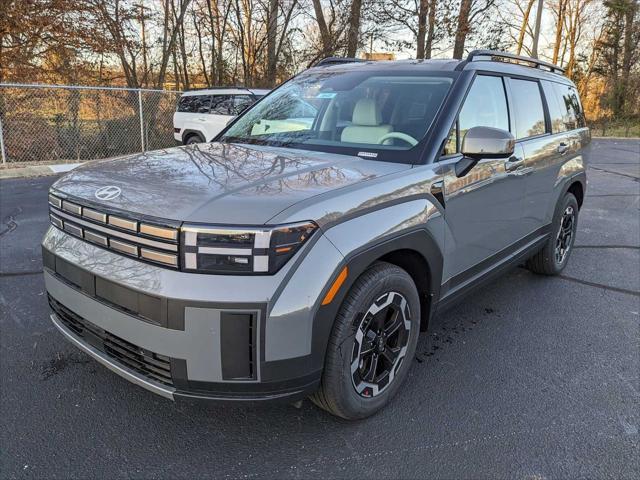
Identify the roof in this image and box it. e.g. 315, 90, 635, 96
181, 87, 270, 97
307, 51, 570, 84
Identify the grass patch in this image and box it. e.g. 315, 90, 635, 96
589, 119, 640, 138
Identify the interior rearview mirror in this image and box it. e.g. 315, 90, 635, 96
456, 126, 515, 177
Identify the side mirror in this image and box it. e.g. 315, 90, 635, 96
456, 126, 515, 177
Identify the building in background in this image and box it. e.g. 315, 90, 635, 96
362, 53, 395, 61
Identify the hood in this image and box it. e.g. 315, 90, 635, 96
52, 143, 410, 225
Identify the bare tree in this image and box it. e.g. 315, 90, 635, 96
551, 0, 568, 63
266, 0, 279, 84
515, 0, 536, 54
346, 0, 363, 57
312, 0, 335, 57
453, 0, 495, 59
417, 0, 429, 59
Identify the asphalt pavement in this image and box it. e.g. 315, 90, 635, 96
1, 138, 638, 479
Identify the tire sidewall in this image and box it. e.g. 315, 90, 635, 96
550, 192, 579, 272
330, 264, 420, 418
185, 134, 204, 145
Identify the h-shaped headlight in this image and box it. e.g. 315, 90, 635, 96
181, 222, 318, 274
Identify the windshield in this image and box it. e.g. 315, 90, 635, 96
220, 69, 455, 162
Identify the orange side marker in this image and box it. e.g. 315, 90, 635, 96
321, 266, 348, 306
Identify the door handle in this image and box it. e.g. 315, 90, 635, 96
557, 142, 569, 155
505, 156, 524, 172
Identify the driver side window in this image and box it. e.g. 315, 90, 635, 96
443, 75, 509, 155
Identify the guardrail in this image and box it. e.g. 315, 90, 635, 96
0, 83, 182, 164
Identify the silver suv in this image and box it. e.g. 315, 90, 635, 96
43, 51, 590, 419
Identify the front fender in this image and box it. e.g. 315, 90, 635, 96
265, 198, 444, 376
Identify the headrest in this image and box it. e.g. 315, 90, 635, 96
352, 98, 383, 126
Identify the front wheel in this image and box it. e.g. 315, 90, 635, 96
526, 192, 579, 275
311, 262, 420, 419
185, 134, 204, 145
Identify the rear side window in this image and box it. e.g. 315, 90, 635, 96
510, 79, 546, 139
542, 81, 566, 133
177, 95, 212, 113
553, 83, 586, 130
232, 95, 255, 115
444, 75, 509, 154
211, 95, 234, 115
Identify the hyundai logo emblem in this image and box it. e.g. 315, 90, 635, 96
95, 186, 121, 201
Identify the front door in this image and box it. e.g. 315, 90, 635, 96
438, 74, 528, 296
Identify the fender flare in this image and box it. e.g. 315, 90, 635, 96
181, 129, 206, 143
307, 228, 444, 374
549, 170, 586, 220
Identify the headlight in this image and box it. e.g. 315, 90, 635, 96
181, 221, 318, 274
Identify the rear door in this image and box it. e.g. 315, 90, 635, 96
521, 80, 586, 229
204, 95, 237, 140
440, 74, 528, 295
505, 77, 555, 235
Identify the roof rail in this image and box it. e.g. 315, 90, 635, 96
315, 57, 365, 67
465, 50, 565, 74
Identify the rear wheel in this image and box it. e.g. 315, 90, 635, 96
526, 192, 579, 275
311, 262, 420, 420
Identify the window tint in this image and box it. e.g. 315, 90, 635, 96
444, 75, 509, 154
211, 95, 234, 115
459, 76, 509, 139
510, 79, 546, 139
231, 95, 255, 115
542, 81, 566, 133
553, 83, 585, 130
177, 95, 212, 113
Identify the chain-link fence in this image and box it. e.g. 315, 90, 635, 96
0, 84, 182, 164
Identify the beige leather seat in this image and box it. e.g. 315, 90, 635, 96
341, 98, 392, 144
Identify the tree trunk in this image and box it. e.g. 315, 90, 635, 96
453, 0, 472, 59
552, 0, 566, 64
516, 0, 536, 55
155, 0, 193, 89
140, 2, 149, 86
194, 9, 210, 86
425, 0, 437, 59
565, 0, 580, 78
266, 0, 278, 86
416, 0, 429, 59
620, 0, 637, 116
346, 0, 363, 57
312, 0, 332, 56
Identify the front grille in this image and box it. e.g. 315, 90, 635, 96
49, 295, 174, 387
48, 193, 179, 269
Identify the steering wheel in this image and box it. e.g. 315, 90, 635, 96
377, 132, 419, 147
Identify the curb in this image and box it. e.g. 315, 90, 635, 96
0, 163, 83, 180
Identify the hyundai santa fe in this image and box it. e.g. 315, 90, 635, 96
43, 51, 590, 419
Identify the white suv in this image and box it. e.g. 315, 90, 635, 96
173, 88, 269, 144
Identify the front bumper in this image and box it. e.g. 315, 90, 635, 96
42, 226, 345, 403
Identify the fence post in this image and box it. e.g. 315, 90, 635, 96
138, 89, 145, 152
0, 113, 6, 164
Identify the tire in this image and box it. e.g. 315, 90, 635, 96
311, 262, 421, 420
526, 192, 579, 275
185, 134, 204, 145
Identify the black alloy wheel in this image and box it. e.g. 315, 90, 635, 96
555, 205, 576, 266
351, 291, 411, 398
